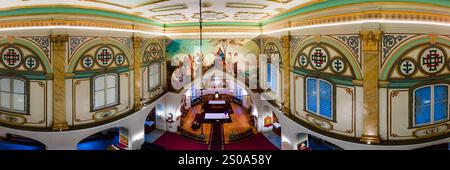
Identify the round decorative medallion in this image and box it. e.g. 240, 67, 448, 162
331, 58, 345, 73
419, 47, 446, 74
145, 43, 162, 61
82, 56, 94, 69
24, 57, 38, 70
96, 47, 114, 67
1, 47, 22, 68
309, 47, 328, 70
115, 54, 125, 65
399, 59, 416, 76
298, 54, 308, 67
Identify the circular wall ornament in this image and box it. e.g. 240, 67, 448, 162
24, 57, 38, 70
82, 56, 95, 69
399, 59, 416, 76
419, 47, 446, 74
96, 47, 114, 67
331, 58, 345, 73
115, 54, 125, 65
298, 54, 308, 67
309, 47, 328, 70
145, 43, 162, 61
1, 47, 22, 68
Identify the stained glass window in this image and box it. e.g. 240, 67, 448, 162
414, 84, 449, 126
306, 78, 333, 120
0, 77, 26, 114
93, 73, 118, 110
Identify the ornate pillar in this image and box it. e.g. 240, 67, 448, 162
51, 35, 69, 130
132, 37, 143, 110
359, 30, 381, 144
281, 35, 291, 114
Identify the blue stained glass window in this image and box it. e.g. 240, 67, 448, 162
414, 84, 449, 126
433, 85, 448, 122
414, 87, 431, 125
306, 78, 333, 120
319, 80, 332, 119
306, 78, 317, 113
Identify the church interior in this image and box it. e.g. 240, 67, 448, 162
0, 0, 449, 151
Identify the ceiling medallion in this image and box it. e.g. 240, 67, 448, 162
153, 13, 188, 22
192, 11, 228, 21
234, 12, 270, 21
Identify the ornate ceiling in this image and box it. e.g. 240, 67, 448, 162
2, 0, 317, 23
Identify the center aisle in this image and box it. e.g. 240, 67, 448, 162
208, 122, 224, 150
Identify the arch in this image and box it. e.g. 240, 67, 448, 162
176, 68, 260, 124
380, 36, 450, 80
0, 38, 52, 73
291, 36, 362, 80
263, 39, 283, 63
0, 133, 46, 150
76, 126, 127, 150
67, 38, 133, 73
141, 38, 165, 58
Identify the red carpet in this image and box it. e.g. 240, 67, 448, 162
153, 132, 208, 150
224, 133, 279, 150
153, 132, 278, 150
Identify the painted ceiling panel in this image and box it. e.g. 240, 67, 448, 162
3, 0, 316, 23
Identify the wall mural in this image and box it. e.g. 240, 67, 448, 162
0, 44, 47, 73
293, 42, 356, 79
166, 39, 259, 91
74, 44, 130, 72
387, 39, 449, 80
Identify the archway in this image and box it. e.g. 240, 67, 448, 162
77, 127, 129, 150
0, 134, 45, 150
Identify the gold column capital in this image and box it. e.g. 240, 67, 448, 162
281, 35, 290, 48
360, 30, 381, 51
132, 36, 143, 49
51, 34, 69, 50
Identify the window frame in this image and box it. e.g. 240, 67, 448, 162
303, 76, 336, 122
148, 61, 161, 92
411, 83, 449, 128
90, 72, 120, 112
0, 76, 29, 115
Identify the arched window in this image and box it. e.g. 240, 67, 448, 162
92, 73, 119, 111
267, 62, 277, 92
148, 62, 161, 91
306, 77, 333, 120
413, 84, 449, 127
0, 77, 27, 114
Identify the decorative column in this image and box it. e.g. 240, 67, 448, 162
132, 37, 143, 110
281, 35, 291, 114
51, 35, 69, 130
360, 30, 381, 144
